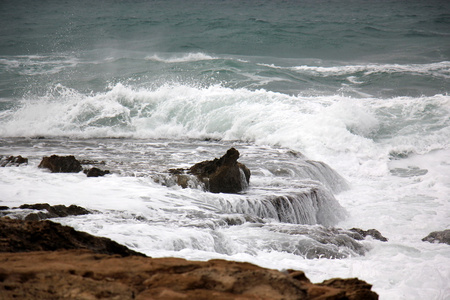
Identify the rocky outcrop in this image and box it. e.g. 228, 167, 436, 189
0, 155, 28, 167
38, 155, 83, 173
0, 217, 144, 256
0, 217, 378, 299
422, 229, 450, 245
188, 147, 251, 193
0, 250, 378, 300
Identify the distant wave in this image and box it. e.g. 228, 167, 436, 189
0, 55, 79, 75
145, 52, 218, 63
260, 61, 450, 78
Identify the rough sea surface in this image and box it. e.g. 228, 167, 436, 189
1, 1, 449, 299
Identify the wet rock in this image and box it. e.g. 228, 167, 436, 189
38, 155, 82, 173
84, 167, 110, 177
189, 147, 250, 193
422, 229, 450, 245
349, 228, 388, 242
0, 217, 144, 256
16, 203, 91, 220
0, 155, 28, 167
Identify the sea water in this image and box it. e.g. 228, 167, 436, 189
1, 1, 449, 299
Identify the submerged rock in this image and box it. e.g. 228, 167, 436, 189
349, 228, 388, 242
0, 155, 28, 167
422, 229, 450, 245
38, 155, 83, 173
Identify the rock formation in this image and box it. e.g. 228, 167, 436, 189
189, 147, 251, 193
38, 155, 83, 173
0, 217, 378, 299
422, 229, 450, 245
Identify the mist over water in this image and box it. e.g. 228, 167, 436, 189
1, 0, 449, 299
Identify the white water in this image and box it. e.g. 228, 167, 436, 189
0, 83, 449, 299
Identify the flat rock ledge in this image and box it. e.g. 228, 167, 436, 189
0, 217, 378, 300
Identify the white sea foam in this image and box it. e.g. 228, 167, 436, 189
145, 52, 217, 63
260, 61, 450, 78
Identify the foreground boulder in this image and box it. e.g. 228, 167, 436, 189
422, 229, 450, 245
0, 250, 378, 300
38, 155, 83, 173
0, 217, 378, 299
189, 147, 251, 193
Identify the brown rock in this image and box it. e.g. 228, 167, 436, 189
190, 148, 251, 193
0, 218, 378, 300
38, 155, 83, 173
0, 250, 378, 300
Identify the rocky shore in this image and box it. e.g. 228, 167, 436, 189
0, 217, 378, 299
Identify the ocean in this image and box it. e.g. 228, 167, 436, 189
1, 0, 449, 298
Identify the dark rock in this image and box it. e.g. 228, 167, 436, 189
84, 167, 110, 177
349, 228, 388, 242
0, 155, 28, 167
0, 217, 145, 256
189, 148, 250, 193
17, 203, 90, 220
38, 155, 82, 173
422, 229, 450, 245
0, 206, 9, 210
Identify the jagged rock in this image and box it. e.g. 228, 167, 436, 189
349, 228, 388, 242
38, 155, 82, 173
422, 229, 450, 245
17, 203, 91, 220
189, 147, 251, 193
0, 155, 28, 167
84, 167, 110, 177
0, 217, 144, 256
